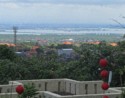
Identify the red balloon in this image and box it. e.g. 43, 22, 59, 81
16, 85, 24, 94
100, 70, 109, 78
99, 59, 108, 67
103, 95, 109, 98
101, 82, 109, 90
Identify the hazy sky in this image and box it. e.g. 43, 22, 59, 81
0, 0, 125, 24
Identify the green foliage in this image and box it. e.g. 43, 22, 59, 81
0, 33, 121, 43
0, 41, 125, 87
118, 41, 125, 51
0, 45, 16, 61
121, 88, 125, 98
0, 60, 18, 83
19, 85, 38, 98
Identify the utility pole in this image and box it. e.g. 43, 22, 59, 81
13, 26, 18, 51
10, 26, 18, 98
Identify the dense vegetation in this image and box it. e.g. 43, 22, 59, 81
0, 33, 122, 43
0, 41, 125, 87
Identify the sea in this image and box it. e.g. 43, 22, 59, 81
0, 24, 125, 35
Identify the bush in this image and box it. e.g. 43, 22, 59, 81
19, 84, 38, 98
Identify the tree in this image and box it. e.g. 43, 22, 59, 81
0, 45, 16, 61
0, 60, 18, 83
112, 41, 125, 86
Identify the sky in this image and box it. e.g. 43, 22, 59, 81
0, 0, 125, 25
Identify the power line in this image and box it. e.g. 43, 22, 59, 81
112, 19, 125, 28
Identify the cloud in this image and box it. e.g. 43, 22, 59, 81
0, 3, 125, 24
0, 0, 125, 5
0, 0, 125, 24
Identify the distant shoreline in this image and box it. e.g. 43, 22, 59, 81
0, 28, 125, 35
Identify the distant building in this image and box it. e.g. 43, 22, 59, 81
58, 48, 76, 60
86, 41, 118, 47
37, 39, 48, 46
109, 42, 118, 46
26, 45, 40, 57
61, 38, 74, 45
63, 41, 73, 45
15, 52, 26, 57
15, 45, 40, 57
0, 43, 16, 47
87, 41, 100, 45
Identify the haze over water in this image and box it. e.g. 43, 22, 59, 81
0, 24, 125, 35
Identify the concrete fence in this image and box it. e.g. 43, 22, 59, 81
0, 79, 122, 98
15, 79, 104, 95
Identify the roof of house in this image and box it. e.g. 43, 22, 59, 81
0, 43, 16, 47
109, 43, 118, 46
63, 41, 73, 45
